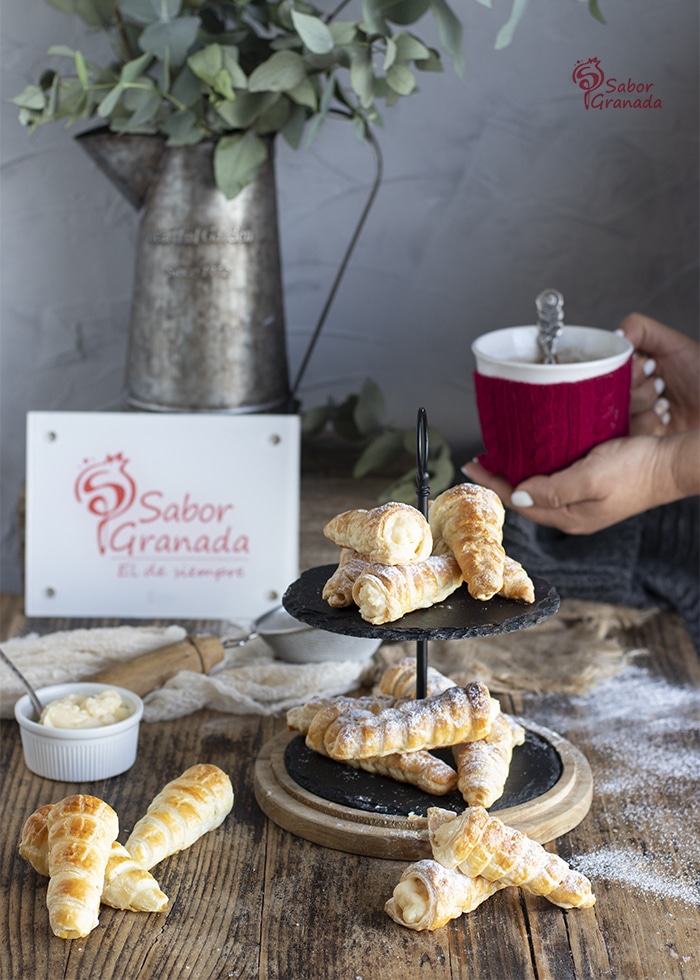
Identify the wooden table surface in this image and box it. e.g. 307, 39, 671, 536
1, 470, 699, 980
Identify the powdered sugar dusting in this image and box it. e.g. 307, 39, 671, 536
520, 662, 700, 907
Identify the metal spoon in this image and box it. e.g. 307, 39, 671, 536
536, 288, 565, 364
0, 645, 43, 720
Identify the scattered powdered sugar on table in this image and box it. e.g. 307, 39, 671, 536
520, 661, 700, 906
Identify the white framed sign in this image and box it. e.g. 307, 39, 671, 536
25, 412, 300, 620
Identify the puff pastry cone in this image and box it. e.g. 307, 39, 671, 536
429, 484, 506, 601
45, 795, 119, 939
346, 751, 458, 795
307, 682, 500, 761
287, 693, 396, 735
499, 556, 535, 604
19, 804, 169, 913
376, 656, 456, 699
385, 859, 507, 930
352, 554, 463, 625
288, 694, 457, 795
428, 806, 596, 909
322, 549, 370, 607
124, 764, 234, 871
452, 713, 526, 808
323, 502, 433, 565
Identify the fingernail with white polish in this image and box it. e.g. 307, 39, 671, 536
661, 412, 671, 426
643, 358, 657, 377
614, 328, 625, 337
653, 377, 665, 395
511, 490, 534, 508
654, 397, 670, 417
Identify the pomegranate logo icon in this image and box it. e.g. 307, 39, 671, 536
572, 57, 605, 109
75, 453, 137, 554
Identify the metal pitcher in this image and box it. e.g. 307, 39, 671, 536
77, 129, 290, 413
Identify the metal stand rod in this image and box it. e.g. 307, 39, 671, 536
415, 408, 430, 699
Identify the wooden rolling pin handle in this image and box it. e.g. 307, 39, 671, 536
87, 635, 225, 697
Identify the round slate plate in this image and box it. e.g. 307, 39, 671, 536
283, 565, 559, 641
254, 721, 594, 855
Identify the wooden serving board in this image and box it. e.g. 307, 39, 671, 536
254, 720, 593, 858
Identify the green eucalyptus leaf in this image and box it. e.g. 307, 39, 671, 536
214, 67, 236, 100
376, 469, 418, 504
494, 0, 529, 50
472, 0, 491, 6
361, 0, 390, 36
97, 82, 126, 117
386, 62, 415, 94
328, 21, 358, 46
394, 32, 430, 62
11, 86, 47, 110
121, 84, 161, 128
118, 0, 162, 24
332, 394, 364, 441
349, 45, 374, 108
255, 94, 291, 133
188, 42, 222, 82
213, 131, 268, 198
354, 378, 386, 434
215, 91, 279, 128
74, 51, 89, 87
430, 0, 463, 75
352, 430, 405, 478
121, 50, 155, 82
291, 10, 335, 55
248, 50, 307, 92
221, 46, 248, 88
380, 0, 430, 26
281, 101, 307, 148
163, 106, 203, 142
414, 47, 443, 72
287, 75, 318, 111
171, 63, 202, 104
301, 403, 333, 435
383, 37, 397, 71
588, 0, 606, 24
429, 442, 455, 493
47, 45, 78, 58
139, 17, 200, 65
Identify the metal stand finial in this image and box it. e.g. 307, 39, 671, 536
415, 407, 430, 699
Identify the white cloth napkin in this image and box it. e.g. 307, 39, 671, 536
0, 626, 369, 721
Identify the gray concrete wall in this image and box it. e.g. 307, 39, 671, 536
1, 1, 698, 592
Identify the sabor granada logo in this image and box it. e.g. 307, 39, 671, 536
74, 452, 249, 560
572, 58, 662, 111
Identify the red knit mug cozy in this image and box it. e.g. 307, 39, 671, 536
474, 358, 632, 486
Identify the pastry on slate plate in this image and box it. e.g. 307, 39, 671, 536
287, 694, 458, 796
385, 859, 507, 931
321, 548, 369, 608
375, 655, 456, 699
452, 712, 526, 808
429, 483, 507, 601
45, 795, 119, 940
19, 804, 169, 913
125, 763, 234, 870
323, 502, 433, 566
306, 683, 500, 762
351, 554, 463, 625
428, 806, 595, 909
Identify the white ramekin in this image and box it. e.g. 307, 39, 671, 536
472, 325, 633, 383
14, 682, 143, 781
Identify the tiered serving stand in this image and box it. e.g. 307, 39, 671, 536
254, 410, 593, 858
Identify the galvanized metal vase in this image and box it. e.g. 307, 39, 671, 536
77, 129, 290, 414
